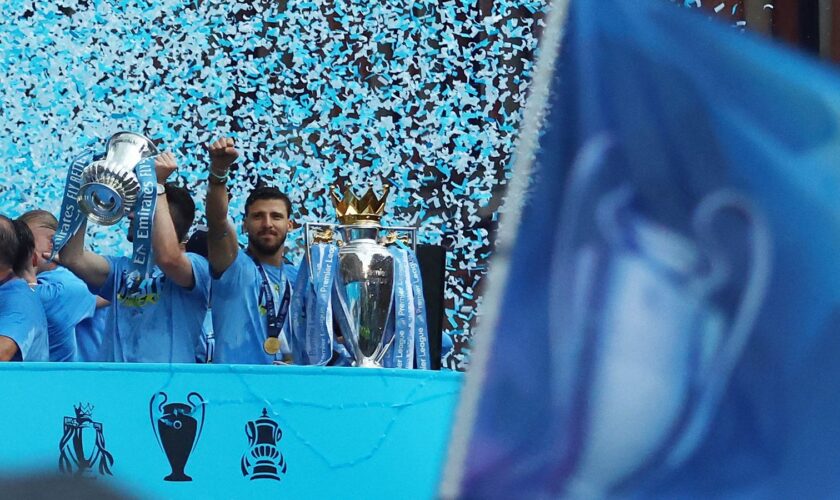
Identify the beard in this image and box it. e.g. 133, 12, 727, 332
248, 231, 285, 256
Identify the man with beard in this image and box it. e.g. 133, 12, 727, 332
57, 153, 211, 363
205, 137, 298, 364
0, 215, 48, 361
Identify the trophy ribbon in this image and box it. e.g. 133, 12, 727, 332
289, 244, 335, 365
406, 250, 431, 369
289, 251, 310, 361
386, 246, 414, 368
130, 156, 159, 276
312, 244, 337, 365
51, 148, 97, 260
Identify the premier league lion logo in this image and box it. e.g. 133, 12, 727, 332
58, 403, 115, 477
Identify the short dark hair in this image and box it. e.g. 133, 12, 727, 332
12, 218, 34, 275
244, 186, 292, 217
165, 183, 196, 243
0, 215, 18, 270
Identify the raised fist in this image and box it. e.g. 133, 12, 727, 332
207, 137, 239, 173
154, 152, 177, 183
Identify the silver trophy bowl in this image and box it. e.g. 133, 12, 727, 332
78, 131, 158, 226
336, 223, 395, 367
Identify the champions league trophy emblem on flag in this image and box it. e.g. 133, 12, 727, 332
290, 185, 431, 368
58, 403, 115, 477
241, 408, 287, 481
51, 131, 160, 275
548, 139, 772, 495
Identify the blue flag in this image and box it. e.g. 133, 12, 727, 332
444, 0, 840, 498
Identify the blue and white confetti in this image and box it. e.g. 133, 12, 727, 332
0, 0, 549, 370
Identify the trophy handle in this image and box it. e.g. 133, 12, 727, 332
665, 189, 772, 466
303, 222, 338, 279
245, 420, 257, 447
149, 391, 168, 452
187, 392, 206, 454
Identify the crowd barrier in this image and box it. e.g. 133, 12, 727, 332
0, 363, 462, 499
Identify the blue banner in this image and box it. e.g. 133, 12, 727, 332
382, 246, 431, 369
407, 251, 430, 369
130, 156, 158, 276
450, 0, 840, 498
51, 148, 96, 259
290, 244, 336, 365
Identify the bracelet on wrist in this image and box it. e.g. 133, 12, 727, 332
208, 174, 227, 186
209, 169, 229, 183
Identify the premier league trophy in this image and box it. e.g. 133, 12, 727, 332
77, 131, 158, 225
298, 185, 425, 368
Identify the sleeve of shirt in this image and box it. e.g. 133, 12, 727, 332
35, 278, 62, 304
90, 256, 120, 301
211, 250, 251, 299
0, 303, 36, 362
186, 253, 211, 301
62, 274, 98, 325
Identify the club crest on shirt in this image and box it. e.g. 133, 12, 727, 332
116, 269, 164, 307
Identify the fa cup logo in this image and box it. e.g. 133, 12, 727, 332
241, 408, 287, 481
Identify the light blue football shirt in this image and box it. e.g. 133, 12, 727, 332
211, 250, 298, 364
94, 253, 211, 363
75, 304, 109, 362
36, 266, 97, 362
0, 277, 49, 361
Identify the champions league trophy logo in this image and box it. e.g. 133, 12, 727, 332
241, 408, 287, 481
150, 392, 206, 482
550, 138, 772, 496
78, 132, 158, 226
58, 403, 115, 477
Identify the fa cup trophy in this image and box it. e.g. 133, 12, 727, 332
77, 131, 158, 225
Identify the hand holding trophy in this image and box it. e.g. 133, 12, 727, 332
52, 132, 160, 275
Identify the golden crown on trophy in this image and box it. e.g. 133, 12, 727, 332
331, 185, 390, 225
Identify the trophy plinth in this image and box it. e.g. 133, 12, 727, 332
78, 131, 157, 226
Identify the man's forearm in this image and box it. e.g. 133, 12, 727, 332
58, 220, 110, 289
153, 195, 194, 288
0, 336, 19, 361
206, 181, 230, 230
206, 175, 240, 275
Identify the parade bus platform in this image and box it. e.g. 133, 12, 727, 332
0, 363, 462, 499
